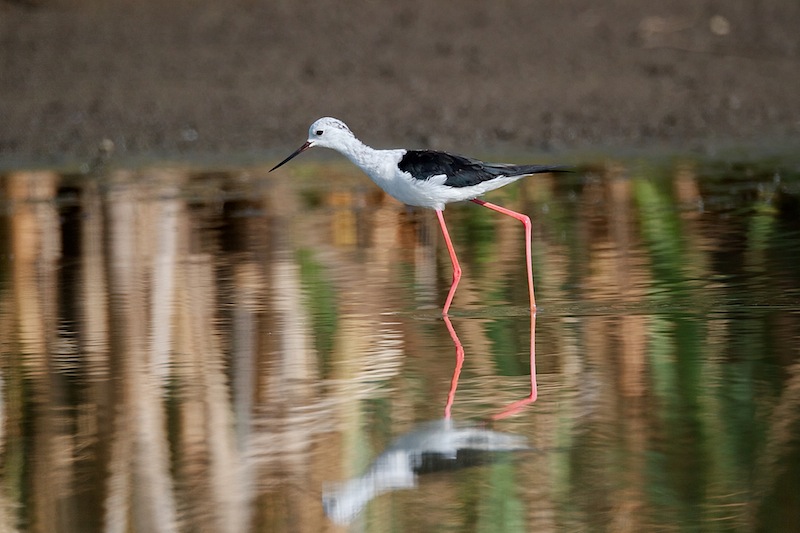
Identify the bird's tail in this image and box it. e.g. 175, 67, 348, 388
482, 163, 573, 178
511, 164, 573, 176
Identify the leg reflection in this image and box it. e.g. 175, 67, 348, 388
442, 311, 538, 420
443, 315, 465, 419
493, 310, 538, 420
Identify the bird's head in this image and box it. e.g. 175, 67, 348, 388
270, 117, 355, 172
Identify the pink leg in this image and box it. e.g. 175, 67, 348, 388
435, 209, 462, 316
437, 210, 464, 417
437, 201, 539, 419
469, 199, 538, 419
437, 210, 465, 417
470, 199, 536, 311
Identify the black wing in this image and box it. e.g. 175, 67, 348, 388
398, 150, 569, 188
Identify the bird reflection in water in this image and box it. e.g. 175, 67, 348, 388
322, 418, 531, 525
323, 309, 539, 524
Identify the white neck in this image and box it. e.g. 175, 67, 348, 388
334, 136, 375, 168
329, 137, 400, 184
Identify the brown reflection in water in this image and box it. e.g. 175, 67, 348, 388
557, 166, 649, 531
6, 171, 72, 532
0, 161, 798, 532
103, 172, 179, 532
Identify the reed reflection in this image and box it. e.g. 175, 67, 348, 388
0, 158, 798, 532
103, 174, 179, 533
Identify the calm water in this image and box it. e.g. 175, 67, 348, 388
1, 155, 799, 532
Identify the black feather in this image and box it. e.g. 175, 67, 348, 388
398, 150, 570, 188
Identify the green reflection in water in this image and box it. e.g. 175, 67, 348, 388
0, 156, 799, 532
297, 248, 338, 379
476, 459, 524, 533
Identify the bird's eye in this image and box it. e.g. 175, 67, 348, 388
315, 130, 323, 136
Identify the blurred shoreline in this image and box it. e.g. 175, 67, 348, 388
2, 0, 799, 167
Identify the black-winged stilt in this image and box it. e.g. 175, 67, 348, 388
270, 117, 569, 315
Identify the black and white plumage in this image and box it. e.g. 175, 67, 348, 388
270, 117, 569, 314
270, 117, 567, 211
398, 150, 565, 190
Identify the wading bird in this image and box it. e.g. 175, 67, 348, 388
270, 117, 568, 315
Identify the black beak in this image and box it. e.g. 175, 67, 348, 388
269, 141, 313, 172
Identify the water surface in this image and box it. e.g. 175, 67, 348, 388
1, 155, 799, 532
